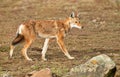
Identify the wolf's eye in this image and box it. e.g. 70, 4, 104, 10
75, 21, 77, 23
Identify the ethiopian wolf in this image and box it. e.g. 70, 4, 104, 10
9, 12, 83, 61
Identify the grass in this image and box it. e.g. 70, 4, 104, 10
0, 0, 120, 77
0, 46, 9, 52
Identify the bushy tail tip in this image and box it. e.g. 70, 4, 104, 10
12, 34, 24, 45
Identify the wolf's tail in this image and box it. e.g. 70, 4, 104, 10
11, 34, 24, 45
11, 24, 25, 45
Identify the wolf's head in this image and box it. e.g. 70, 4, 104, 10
69, 12, 83, 29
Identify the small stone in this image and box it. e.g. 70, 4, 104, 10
25, 68, 52, 77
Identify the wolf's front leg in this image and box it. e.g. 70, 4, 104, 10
41, 38, 50, 61
56, 32, 74, 59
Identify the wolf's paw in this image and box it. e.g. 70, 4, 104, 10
68, 56, 75, 59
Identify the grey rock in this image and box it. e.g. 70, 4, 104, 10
63, 54, 116, 77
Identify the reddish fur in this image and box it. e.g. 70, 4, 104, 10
10, 12, 82, 60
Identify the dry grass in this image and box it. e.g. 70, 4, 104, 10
0, 0, 120, 77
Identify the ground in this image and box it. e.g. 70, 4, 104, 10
0, 0, 120, 77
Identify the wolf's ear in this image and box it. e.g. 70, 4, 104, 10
77, 13, 80, 19
70, 12, 75, 18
